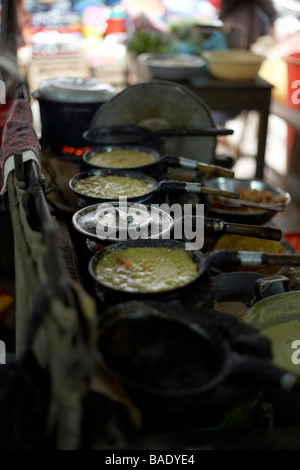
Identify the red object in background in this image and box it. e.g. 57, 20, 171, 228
285, 233, 300, 254
0, 99, 14, 147
62, 146, 91, 157
207, 0, 221, 10
104, 18, 127, 35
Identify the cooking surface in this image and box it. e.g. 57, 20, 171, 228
35, 150, 300, 448
5, 80, 300, 448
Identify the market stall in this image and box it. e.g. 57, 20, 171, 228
2, 0, 300, 452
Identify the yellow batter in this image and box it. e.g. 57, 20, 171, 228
74, 174, 152, 199
94, 246, 198, 293
88, 149, 156, 169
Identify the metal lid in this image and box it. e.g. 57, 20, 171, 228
36, 77, 117, 103
72, 202, 174, 242
95, 204, 153, 233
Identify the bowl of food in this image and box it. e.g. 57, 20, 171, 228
207, 177, 291, 225
137, 53, 205, 81
202, 49, 266, 81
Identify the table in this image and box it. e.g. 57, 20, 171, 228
126, 52, 274, 180
186, 75, 274, 179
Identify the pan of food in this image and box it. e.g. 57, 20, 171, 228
81, 145, 235, 179
96, 299, 300, 426
243, 290, 300, 374
88, 238, 300, 300
211, 271, 290, 318
69, 168, 240, 207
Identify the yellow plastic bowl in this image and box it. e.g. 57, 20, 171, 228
202, 49, 266, 81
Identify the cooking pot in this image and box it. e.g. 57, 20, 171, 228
69, 168, 240, 208
81, 144, 235, 180
33, 77, 116, 153
212, 272, 290, 317
243, 290, 300, 374
88, 238, 300, 301
96, 300, 300, 428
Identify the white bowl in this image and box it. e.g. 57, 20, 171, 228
137, 53, 205, 81
202, 49, 266, 81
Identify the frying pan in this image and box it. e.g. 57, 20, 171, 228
82, 145, 235, 179
69, 168, 240, 207
72, 201, 282, 244
82, 125, 234, 146
88, 238, 300, 300
97, 301, 300, 404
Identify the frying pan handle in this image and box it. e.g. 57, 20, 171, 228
162, 156, 235, 179
208, 250, 300, 269
254, 275, 291, 300
154, 180, 202, 195
189, 216, 282, 241
156, 128, 234, 137
155, 181, 240, 198
227, 351, 300, 394
214, 220, 282, 241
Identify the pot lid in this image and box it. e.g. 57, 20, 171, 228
36, 77, 117, 103
72, 202, 174, 242
95, 203, 153, 233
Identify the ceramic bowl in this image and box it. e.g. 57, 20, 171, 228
202, 49, 265, 81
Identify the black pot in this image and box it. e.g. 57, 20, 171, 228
82, 145, 235, 180
33, 93, 106, 152
96, 300, 300, 429
81, 144, 162, 179
212, 271, 290, 317
89, 238, 300, 302
69, 168, 241, 209
33, 77, 116, 154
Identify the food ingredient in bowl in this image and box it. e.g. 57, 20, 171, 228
74, 175, 152, 199
237, 188, 287, 204
88, 149, 156, 169
214, 296, 250, 317
93, 247, 198, 292
214, 234, 282, 253
211, 188, 288, 212
213, 234, 282, 275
